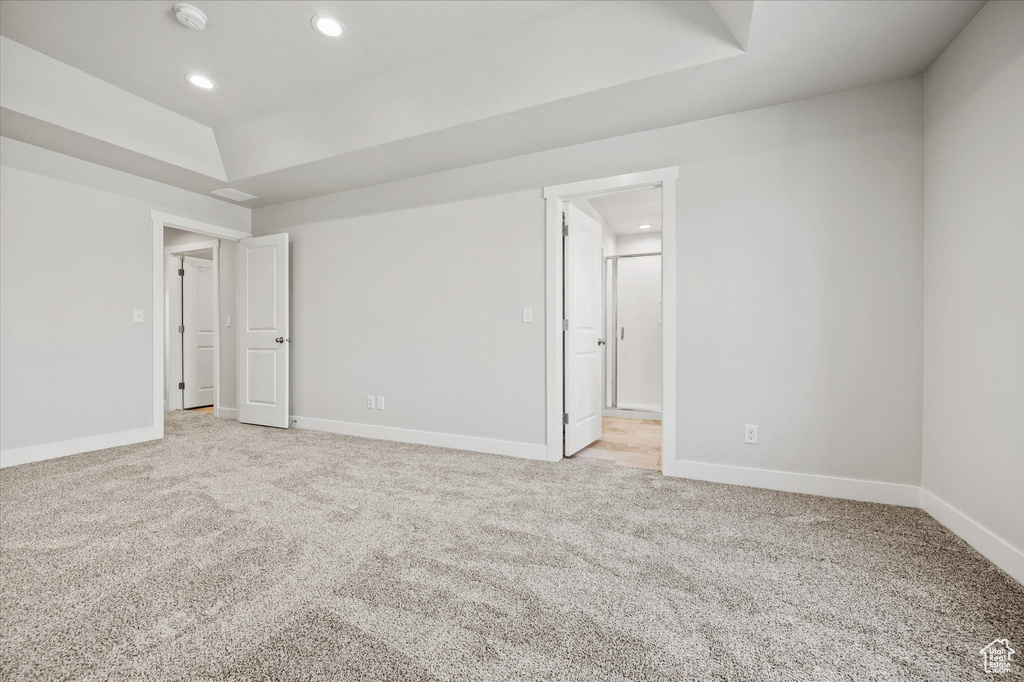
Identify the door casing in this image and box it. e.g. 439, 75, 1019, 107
151, 212, 251, 440
543, 168, 679, 471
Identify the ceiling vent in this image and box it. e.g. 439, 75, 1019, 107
210, 188, 257, 202
174, 4, 207, 30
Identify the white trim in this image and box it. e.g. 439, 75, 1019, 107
291, 416, 548, 461
217, 407, 238, 420
604, 409, 662, 420
544, 192, 562, 460
0, 427, 159, 468
543, 168, 677, 199
151, 211, 250, 241
544, 167, 679, 468
664, 459, 920, 507
919, 488, 1024, 584
153, 212, 247, 440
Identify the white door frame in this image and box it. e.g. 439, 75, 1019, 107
543, 167, 679, 471
164, 240, 219, 413
151, 211, 250, 439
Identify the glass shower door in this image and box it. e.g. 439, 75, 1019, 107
607, 254, 662, 412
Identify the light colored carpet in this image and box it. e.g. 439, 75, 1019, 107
1, 412, 1021, 681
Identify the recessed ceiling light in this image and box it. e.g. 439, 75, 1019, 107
638, 224, 653, 230
312, 14, 345, 38
185, 73, 216, 90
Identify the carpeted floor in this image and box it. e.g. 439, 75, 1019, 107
1, 412, 1021, 681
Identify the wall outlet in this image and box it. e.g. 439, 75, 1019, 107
745, 424, 758, 444
522, 306, 533, 323
367, 395, 375, 409
225, 315, 232, 327
376, 396, 384, 410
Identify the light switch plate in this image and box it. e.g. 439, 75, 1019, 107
226, 316, 232, 327
367, 395, 375, 409
133, 309, 144, 323
522, 307, 533, 323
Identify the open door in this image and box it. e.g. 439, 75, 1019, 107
238, 233, 289, 428
182, 255, 215, 409
564, 204, 603, 455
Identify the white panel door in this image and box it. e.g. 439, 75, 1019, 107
238, 233, 289, 428
183, 256, 215, 409
564, 204, 603, 456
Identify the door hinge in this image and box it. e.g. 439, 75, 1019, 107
178, 382, 185, 390
562, 211, 568, 237
562, 319, 568, 332
178, 325, 184, 333
178, 268, 185, 277
563, 413, 569, 425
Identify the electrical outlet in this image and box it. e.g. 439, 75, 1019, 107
522, 307, 533, 323
367, 395, 375, 409
376, 396, 384, 410
225, 315, 232, 327
745, 425, 758, 444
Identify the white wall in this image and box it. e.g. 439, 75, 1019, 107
255, 77, 925, 486
0, 138, 249, 457
616, 232, 662, 256
922, 0, 1024, 558
163, 226, 205, 249
274, 191, 545, 444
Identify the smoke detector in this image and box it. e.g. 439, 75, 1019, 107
174, 3, 207, 30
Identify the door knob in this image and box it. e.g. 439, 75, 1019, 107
275, 337, 290, 344
597, 338, 606, 346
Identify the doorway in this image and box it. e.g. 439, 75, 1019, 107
543, 167, 678, 473
164, 232, 219, 415
150, 212, 292, 441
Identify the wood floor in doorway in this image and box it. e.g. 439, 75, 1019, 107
187, 406, 214, 415
575, 417, 661, 470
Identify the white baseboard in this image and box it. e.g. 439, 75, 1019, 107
216, 407, 237, 420
664, 458, 919, 507
603, 408, 661, 420
290, 416, 548, 461
0, 427, 160, 469
919, 488, 1024, 584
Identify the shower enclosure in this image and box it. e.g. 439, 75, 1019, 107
605, 252, 662, 414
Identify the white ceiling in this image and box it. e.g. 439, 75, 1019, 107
589, 189, 663, 236
0, 1, 984, 208
0, 1, 568, 128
